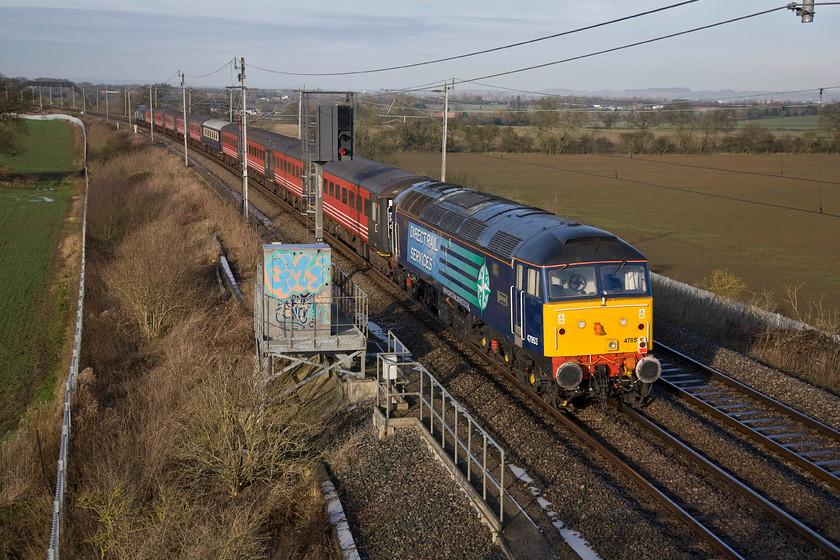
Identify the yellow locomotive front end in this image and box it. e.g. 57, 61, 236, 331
542, 261, 661, 397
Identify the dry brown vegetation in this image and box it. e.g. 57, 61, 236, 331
2, 120, 342, 559
654, 270, 840, 393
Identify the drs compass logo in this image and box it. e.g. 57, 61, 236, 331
407, 221, 490, 313
476, 262, 490, 311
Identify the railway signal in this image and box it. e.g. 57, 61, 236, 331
316, 104, 354, 162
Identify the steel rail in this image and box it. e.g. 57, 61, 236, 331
619, 403, 840, 559
654, 341, 840, 493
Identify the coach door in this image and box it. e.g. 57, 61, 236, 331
367, 196, 389, 254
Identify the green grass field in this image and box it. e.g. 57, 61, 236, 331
0, 119, 77, 434
394, 152, 840, 315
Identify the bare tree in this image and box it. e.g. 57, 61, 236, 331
697, 110, 734, 152
627, 109, 660, 130
598, 108, 618, 129
663, 100, 696, 128
533, 97, 559, 131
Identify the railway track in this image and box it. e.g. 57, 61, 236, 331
117, 114, 840, 559
654, 342, 840, 492
469, 339, 840, 559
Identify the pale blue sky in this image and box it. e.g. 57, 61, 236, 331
1, 0, 838, 98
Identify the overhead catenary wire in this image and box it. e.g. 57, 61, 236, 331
386, 3, 840, 94
454, 5, 790, 86
249, 1, 701, 78
186, 59, 236, 80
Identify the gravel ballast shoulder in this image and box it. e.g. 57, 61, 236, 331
324, 405, 508, 560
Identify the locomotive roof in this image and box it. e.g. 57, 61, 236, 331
325, 157, 430, 197
396, 181, 646, 266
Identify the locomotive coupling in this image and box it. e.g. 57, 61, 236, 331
635, 355, 662, 383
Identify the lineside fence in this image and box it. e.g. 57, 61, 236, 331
375, 331, 506, 537
19, 115, 89, 560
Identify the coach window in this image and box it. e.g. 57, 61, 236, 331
348, 191, 355, 209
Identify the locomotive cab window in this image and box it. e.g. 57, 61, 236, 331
548, 266, 598, 299
599, 263, 649, 296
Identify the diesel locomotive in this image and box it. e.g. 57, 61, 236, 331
136, 104, 661, 405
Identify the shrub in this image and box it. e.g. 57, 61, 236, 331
699, 269, 747, 301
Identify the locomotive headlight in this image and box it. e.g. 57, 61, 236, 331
608, 340, 618, 351
619, 317, 628, 327
578, 320, 586, 329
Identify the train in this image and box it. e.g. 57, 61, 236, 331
135, 104, 662, 406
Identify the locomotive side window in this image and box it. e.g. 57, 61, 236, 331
342, 187, 347, 205
357, 195, 363, 213
515, 264, 524, 291
527, 268, 541, 298
372, 202, 379, 221
348, 191, 355, 209
364, 198, 371, 218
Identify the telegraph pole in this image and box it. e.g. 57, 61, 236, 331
434, 81, 452, 182
180, 70, 189, 167
237, 57, 249, 218
150, 85, 154, 143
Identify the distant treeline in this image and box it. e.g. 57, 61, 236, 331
354, 98, 840, 161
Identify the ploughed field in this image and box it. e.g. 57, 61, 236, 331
395, 152, 840, 312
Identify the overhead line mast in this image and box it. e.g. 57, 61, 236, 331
239, 58, 248, 218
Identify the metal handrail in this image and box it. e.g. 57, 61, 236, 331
376, 331, 506, 524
